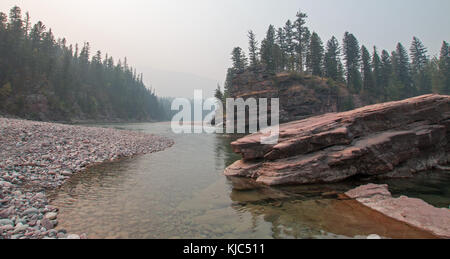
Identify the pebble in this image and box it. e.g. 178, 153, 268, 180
44, 212, 57, 220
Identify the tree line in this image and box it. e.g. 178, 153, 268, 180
0, 6, 170, 121
220, 11, 450, 104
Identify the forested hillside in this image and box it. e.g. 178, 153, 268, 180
0, 6, 169, 122
219, 11, 450, 105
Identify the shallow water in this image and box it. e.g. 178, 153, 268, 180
48, 122, 450, 239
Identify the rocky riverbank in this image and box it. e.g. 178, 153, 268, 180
0, 118, 174, 239
225, 95, 450, 185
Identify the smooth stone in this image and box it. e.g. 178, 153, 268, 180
44, 212, 57, 220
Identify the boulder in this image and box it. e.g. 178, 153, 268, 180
225, 95, 450, 185
345, 184, 450, 238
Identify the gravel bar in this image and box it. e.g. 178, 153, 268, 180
0, 118, 174, 239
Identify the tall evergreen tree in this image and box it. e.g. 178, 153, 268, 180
248, 30, 259, 67
324, 36, 342, 81
260, 25, 277, 73
231, 47, 248, 72
293, 11, 308, 72
276, 27, 287, 70
410, 37, 428, 73
372, 47, 384, 100
438, 41, 450, 94
361, 45, 375, 98
224, 68, 235, 98
283, 20, 296, 71
214, 84, 224, 104
306, 32, 324, 76
380, 50, 392, 95
343, 32, 362, 93
410, 37, 431, 94
393, 43, 413, 98
300, 28, 311, 72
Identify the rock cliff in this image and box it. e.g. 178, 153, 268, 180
229, 67, 360, 123
225, 95, 450, 185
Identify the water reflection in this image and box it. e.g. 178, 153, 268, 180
49, 122, 448, 239
227, 177, 437, 238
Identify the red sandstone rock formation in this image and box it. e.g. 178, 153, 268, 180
225, 95, 450, 185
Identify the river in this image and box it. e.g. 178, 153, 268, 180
47, 122, 450, 239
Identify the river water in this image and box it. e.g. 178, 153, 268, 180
48, 122, 450, 239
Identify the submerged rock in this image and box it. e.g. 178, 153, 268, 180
345, 184, 450, 238
225, 95, 450, 185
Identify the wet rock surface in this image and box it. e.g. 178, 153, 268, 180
0, 117, 173, 239
345, 184, 450, 238
225, 95, 450, 185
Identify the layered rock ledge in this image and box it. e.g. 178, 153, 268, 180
225, 94, 450, 185
0, 118, 174, 239
345, 184, 450, 238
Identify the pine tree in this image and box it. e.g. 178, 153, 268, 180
372, 47, 384, 100
8, 6, 23, 34
361, 45, 375, 99
410, 37, 428, 73
307, 32, 324, 76
260, 25, 277, 73
248, 30, 259, 67
439, 41, 450, 94
394, 43, 413, 98
380, 50, 392, 97
214, 83, 224, 104
410, 37, 431, 94
231, 47, 248, 72
343, 32, 362, 93
293, 11, 308, 72
276, 27, 287, 71
224, 68, 235, 98
283, 20, 295, 71
300, 27, 311, 72
324, 36, 342, 81
0, 12, 6, 30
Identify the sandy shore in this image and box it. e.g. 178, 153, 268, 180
0, 118, 174, 239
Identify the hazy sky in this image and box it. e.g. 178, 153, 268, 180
1, 0, 448, 97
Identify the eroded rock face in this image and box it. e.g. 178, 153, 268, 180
225, 95, 450, 185
229, 68, 358, 123
345, 184, 450, 238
